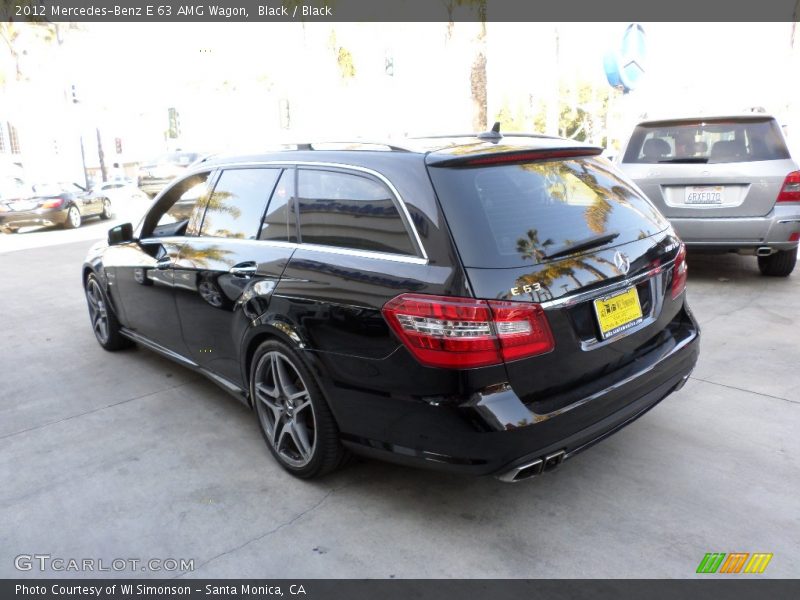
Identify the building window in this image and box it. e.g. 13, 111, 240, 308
8, 122, 21, 154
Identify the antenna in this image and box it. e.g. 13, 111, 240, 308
477, 121, 502, 141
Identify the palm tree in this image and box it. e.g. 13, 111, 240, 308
443, 0, 489, 130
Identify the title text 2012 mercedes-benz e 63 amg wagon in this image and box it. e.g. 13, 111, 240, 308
82, 129, 699, 481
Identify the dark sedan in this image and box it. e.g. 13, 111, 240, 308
0, 182, 113, 233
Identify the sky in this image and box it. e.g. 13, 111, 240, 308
4, 21, 799, 178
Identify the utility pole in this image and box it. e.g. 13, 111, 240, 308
96, 128, 107, 182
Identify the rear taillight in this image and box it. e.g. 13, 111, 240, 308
382, 293, 554, 369
777, 171, 800, 203
41, 197, 65, 209
671, 244, 688, 300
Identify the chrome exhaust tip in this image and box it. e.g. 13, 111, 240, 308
756, 246, 773, 257
496, 449, 567, 483
543, 450, 566, 472
496, 458, 543, 483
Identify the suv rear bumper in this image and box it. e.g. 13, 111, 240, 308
334, 305, 700, 478
671, 205, 800, 252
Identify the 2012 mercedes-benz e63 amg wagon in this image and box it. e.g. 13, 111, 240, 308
82, 128, 699, 481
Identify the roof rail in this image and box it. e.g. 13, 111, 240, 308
280, 141, 413, 152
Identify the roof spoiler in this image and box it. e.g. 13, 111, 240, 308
429, 146, 604, 168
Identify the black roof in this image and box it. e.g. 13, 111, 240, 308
195, 132, 603, 170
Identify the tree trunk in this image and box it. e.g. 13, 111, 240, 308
470, 21, 487, 132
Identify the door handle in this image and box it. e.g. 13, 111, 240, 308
230, 262, 257, 277
156, 256, 172, 270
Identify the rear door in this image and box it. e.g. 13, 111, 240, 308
619, 117, 794, 218
427, 155, 684, 412
173, 167, 295, 385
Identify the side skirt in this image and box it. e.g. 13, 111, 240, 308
120, 328, 250, 407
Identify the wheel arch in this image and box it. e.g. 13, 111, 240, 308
241, 323, 332, 413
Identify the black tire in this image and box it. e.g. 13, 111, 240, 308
63, 205, 81, 229
100, 198, 113, 220
758, 248, 797, 277
250, 339, 349, 479
84, 273, 134, 351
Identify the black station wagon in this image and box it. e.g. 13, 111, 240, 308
82, 128, 699, 481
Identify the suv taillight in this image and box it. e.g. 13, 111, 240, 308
671, 244, 688, 300
777, 171, 800, 202
382, 293, 554, 369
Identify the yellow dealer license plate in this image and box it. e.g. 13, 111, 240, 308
593, 287, 643, 340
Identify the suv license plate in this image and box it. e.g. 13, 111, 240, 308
593, 287, 644, 340
685, 185, 724, 204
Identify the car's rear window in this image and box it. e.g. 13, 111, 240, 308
428, 158, 668, 269
622, 117, 790, 164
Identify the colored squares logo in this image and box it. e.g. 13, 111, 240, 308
697, 553, 773, 574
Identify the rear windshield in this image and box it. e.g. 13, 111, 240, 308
622, 118, 790, 164
428, 158, 668, 268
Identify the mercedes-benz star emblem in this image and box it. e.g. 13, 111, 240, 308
614, 251, 630, 275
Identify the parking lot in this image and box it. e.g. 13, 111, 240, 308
1, 222, 798, 578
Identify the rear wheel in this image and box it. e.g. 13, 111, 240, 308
100, 198, 113, 220
84, 274, 133, 350
758, 248, 797, 277
63, 205, 81, 229
251, 340, 348, 478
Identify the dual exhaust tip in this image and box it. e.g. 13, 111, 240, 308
496, 449, 566, 483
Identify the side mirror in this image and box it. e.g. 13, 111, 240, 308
108, 222, 134, 245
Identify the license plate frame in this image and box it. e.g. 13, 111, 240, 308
593, 287, 644, 340
685, 185, 724, 205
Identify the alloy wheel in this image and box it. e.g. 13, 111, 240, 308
68, 206, 81, 227
253, 351, 317, 468
85, 279, 109, 344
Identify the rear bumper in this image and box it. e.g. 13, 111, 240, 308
671, 205, 800, 251
333, 305, 700, 477
0, 207, 69, 229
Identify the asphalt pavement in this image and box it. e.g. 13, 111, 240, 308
0, 224, 798, 578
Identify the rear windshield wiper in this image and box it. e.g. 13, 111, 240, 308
543, 232, 620, 260
657, 157, 709, 164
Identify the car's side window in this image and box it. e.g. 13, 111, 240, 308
294, 168, 416, 255
199, 168, 281, 239
259, 169, 295, 242
145, 172, 211, 238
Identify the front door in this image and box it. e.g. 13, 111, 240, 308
106, 171, 213, 356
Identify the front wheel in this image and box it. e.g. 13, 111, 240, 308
63, 205, 81, 229
251, 340, 348, 478
758, 248, 797, 277
84, 274, 133, 351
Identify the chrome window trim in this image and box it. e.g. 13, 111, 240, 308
181, 237, 428, 265
184, 160, 429, 262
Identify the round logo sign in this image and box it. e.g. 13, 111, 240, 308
604, 23, 647, 93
